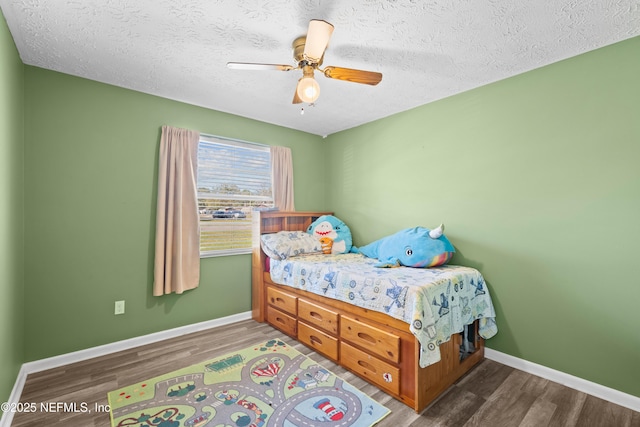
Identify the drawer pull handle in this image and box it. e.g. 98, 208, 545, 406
310, 311, 324, 321
276, 297, 285, 304
357, 332, 376, 344
276, 317, 285, 325
357, 360, 377, 373
310, 335, 323, 345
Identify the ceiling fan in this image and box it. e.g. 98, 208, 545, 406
227, 19, 382, 104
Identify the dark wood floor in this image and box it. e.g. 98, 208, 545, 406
10, 319, 640, 426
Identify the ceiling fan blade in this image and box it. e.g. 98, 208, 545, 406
303, 20, 334, 62
227, 62, 294, 71
323, 66, 382, 85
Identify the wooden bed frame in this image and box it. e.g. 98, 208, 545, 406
251, 210, 485, 413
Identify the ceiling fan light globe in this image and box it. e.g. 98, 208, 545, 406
296, 77, 320, 103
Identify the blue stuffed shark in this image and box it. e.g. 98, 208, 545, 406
354, 225, 454, 268
307, 215, 352, 254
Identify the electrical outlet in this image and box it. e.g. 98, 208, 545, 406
114, 300, 125, 315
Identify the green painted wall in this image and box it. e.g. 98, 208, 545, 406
324, 37, 640, 396
0, 8, 24, 404
23, 66, 325, 361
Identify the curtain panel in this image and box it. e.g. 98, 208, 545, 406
270, 145, 295, 211
153, 126, 201, 296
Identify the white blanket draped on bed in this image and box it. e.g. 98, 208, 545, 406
269, 252, 498, 367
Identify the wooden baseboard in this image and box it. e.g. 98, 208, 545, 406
485, 348, 640, 412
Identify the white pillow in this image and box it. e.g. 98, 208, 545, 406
260, 231, 323, 260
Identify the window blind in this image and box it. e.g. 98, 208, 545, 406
198, 135, 273, 257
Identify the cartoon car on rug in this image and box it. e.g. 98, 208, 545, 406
184, 413, 208, 426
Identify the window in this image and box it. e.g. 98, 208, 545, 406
198, 135, 273, 257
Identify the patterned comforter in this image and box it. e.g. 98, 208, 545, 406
269, 252, 498, 367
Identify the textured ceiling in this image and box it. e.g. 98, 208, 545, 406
2, 0, 639, 136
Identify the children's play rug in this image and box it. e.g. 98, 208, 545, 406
108, 339, 390, 427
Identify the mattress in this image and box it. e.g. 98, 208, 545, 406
269, 252, 498, 367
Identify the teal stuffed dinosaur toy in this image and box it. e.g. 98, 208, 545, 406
355, 224, 454, 268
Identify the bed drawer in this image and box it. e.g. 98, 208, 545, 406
298, 322, 339, 361
340, 341, 400, 396
266, 306, 297, 337
267, 286, 297, 316
340, 316, 400, 363
298, 299, 339, 335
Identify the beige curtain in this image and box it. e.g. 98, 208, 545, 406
153, 126, 200, 296
270, 146, 295, 211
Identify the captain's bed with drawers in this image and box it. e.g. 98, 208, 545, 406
251, 211, 498, 413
